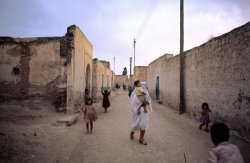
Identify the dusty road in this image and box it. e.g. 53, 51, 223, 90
0, 90, 249, 163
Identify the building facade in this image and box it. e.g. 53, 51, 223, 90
0, 25, 94, 114
92, 59, 114, 102
147, 22, 250, 139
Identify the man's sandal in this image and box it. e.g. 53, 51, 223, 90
139, 139, 147, 145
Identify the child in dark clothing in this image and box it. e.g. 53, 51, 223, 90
199, 102, 212, 132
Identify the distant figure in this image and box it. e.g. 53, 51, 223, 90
208, 123, 244, 163
83, 98, 97, 134
101, 88, 110, 113
123, 84, 126, 90
199, 102, 212, 132
128, 86, 133, 97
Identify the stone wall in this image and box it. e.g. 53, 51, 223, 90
0, 25, 94, 115
111, 71, 115, 89
92, 59, 108, 102
147, 54, 178, 108
184, 22, 250, 139
115, 75, 128, 87
126, 75, 134, 88
115, 75, 134, 89
92, 59, 114, 102
29, 40, 66, 97
0, 37, 66, 101
66, 25, 93, 114
134, 66, 147, 83
147, 22, 250, 139
100, 60, 112, 88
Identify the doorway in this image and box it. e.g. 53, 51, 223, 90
156, 76, 159, 100
85, 64, 90, 89
107, 74, 109, 87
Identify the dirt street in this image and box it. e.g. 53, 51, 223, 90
0, 90, 249, 163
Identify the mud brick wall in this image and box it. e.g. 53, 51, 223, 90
147, 22, 250, 139
134, 66, 147, 83
115, 75, 128, 87
0, 38, 30, 100
184, 22, 250, 139
114, 75, 134, 89
100, 60, 112, 88
0, 37, 67, 101
92, 58, 109, 102
92, 59, 114, 102
65, 25, 93, 114
147, 54, 178, 107
111, 71, 115, 89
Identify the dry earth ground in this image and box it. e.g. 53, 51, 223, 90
0, 89, 249, 163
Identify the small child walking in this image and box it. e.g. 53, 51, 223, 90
84, 98, 97, 134
199, 102, 212, 132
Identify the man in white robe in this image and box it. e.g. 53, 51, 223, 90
130, 81, 152, 145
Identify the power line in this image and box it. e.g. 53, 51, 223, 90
136, 0, 160, 40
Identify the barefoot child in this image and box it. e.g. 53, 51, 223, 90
199, 102, 212, 132
84, 98, 97, 134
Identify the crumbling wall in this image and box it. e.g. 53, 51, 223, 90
111, 71, 115, 89
29, 40, 66, 97
66, 25, 93, 114
100, 60, 112, 88
0, 39, 29, 100
0, 37, 66, 101
92, 58, 107, 102
92, 59, 114, 102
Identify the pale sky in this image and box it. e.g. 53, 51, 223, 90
0, 0, 249, 75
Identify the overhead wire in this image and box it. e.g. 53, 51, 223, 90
136, 0, 160, 40
128, 0, 160, 68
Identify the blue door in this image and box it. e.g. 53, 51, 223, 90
156, 76, 159, 100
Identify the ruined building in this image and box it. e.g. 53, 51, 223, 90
92, 58, 115, 102
0, 25, 95, 114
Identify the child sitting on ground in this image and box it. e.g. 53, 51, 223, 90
199, 102, 212, 132
208, 123, 244, 163
83, 98, 97, 134
134, 80, 148, 114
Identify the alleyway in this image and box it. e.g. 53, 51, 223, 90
0, 90, 249, 163
70, 90, 214, 163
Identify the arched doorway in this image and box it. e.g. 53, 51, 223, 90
102, 73, 104, 87
156, 76, 159, 100
85, 64, 91, 90
107, 74, 109, 87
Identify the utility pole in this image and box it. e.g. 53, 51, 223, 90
113, 57, 115, 74
179, 0, 185, 114
133, 38, 136, 75
130, 57, 132, 77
